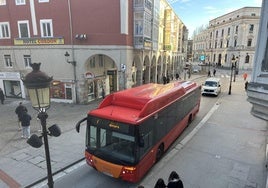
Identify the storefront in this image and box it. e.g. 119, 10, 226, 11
84, 69, 117, 103
50, 80, 74, 103
0, 72, 25, 99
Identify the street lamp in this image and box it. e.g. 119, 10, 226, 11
22, 63, 61, 188
233, 56, 238, 82
64, 51, 78, 103
228, 56, 236, 95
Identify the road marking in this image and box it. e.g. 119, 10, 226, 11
31, 160, 86, 188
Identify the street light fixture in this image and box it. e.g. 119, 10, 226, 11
233, 56, 238, 82
22, 63, 61, 188
228, 56, 236, 95
64, 51, 78, 103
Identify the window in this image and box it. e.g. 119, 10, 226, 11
24, 55, 31, 68
251, 13, 256, 16
245, 54, 250, 63
234, 39, 237, 47
99, 55, 104, 67
0, 0, 6, 5
215, 30, 218, 38
220, 40, 223, 48
235, 26, 239, 34
221, 29, 224, 37
40, 19, 53, 37
135, 21, 143, 35
227, 28, 230, 35
247, 39, 252, 47
4, 55, 12, 67
0, 22, 10, 39
226, 39, 229, 47
249, 24, 254, 33
90, 57, 96, 68
39, 0, 49, 2
15, 0, 25, 5
18, 21, 30, 38
215, 41, 217, 48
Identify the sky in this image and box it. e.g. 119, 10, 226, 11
167, 0, 262, 38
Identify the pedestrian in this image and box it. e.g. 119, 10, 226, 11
102, 87, 105, 99
15, 102, 28, 131
163, 75, 167, 84
0, 88, 5, 104
245, 81, 248, 91
167, 171, 184, 188
175, 73, 180, 80
207, 70, 211, 77
213, 69, 216, 77
154, 178, 167, 188
243, 72, 248, 81
20, 111, 32, 139
167, 75, 170, 83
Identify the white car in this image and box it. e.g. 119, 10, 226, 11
201, 78, 221, 96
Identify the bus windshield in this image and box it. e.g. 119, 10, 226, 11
86, 117, 136, 165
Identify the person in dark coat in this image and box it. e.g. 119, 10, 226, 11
15, 102, 28, 130
154, 178, 167, 188
167, 171, 184, 188
20, 111, 32, 139
0, 88, 5, 104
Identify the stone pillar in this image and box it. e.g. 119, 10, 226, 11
247, 0, 268, 120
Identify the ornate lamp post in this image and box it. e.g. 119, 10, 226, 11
22, 63, 60, 188
233, 56, 238, 82
228, 56, 236, 95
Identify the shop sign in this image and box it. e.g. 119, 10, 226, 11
0, 72, 20, 79
107, 70, 117, 75
14, 37, 64, 45
84, 72, 95, 79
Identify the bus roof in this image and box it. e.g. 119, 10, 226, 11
89, 81, 199, 124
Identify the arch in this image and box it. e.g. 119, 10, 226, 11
150, 55, 157, 83
157, 56, 162, 83
132, 55, 142, 86
84, 54, 118, 103
143, 55, 150, 84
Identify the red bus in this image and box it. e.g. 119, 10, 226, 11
76, 80, 201, 183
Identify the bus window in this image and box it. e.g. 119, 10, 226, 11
89, 126, 97, 148
87, 125, 136, 164
138, 131, 153, 160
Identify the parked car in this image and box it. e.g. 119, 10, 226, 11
201, 78, 221, 96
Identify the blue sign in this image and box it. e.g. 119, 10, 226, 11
200, 55, 205, 61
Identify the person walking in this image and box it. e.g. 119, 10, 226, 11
154, 178, 167, 188
0, 88, 5, 104
243, 72, 248, 81
245, 81, 249, 91
15, 102, 28, 130
207, 70, 211, 77
167, 171, 184, 188
20, 111, 32, 139
213, 69, 216, 77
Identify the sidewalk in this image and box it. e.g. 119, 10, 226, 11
0, 74, 267, 188
140, 75, 268, 188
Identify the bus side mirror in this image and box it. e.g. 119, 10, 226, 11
76, 117, 87, 133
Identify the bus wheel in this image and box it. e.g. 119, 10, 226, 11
156, 144, 164, 162
187, 114, 193, 126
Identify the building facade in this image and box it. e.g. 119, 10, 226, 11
247, 0, 268, 120
193, 7, 261, 71
0, 0, 187, 104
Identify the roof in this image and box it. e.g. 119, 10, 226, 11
89, 81, 199, 124
205, 77, 221, 82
